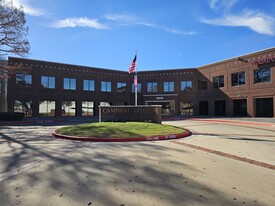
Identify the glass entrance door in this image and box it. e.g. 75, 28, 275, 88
146, 101, 175, 115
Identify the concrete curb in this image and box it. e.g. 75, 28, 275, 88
1, 117, 275, 127
0, 119, 68, 125
0, 118, 97, 125
190, 118, 275, 127
52, 130, 191, 142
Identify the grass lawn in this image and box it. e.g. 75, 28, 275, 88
56, 122, 185, 138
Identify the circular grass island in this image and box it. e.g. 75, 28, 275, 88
52, 122, 191, 142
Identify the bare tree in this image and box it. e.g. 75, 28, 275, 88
0, 0, 30, 79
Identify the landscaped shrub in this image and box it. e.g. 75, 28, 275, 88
0, 112, 24, 121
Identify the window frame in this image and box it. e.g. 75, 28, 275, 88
181, 80, 192, 92
213, 75, 224, 88
117, 82, 127, 93
16, 74, 32, 88
63, 78, 76, 90
147, 82, 157, 93
254, 67, 271, 84
101, 81, 112, 92
14, 100, 33, 117
62, 101, 76, 116
231, 71, 245, 87
39, 100, 56, 117
163, 82, 174, 92
83, 79, 95, 91
41, 76, 55, 89
82, 101, 94, 116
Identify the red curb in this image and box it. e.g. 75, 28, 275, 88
52, 130, 191, 142
190, 118, 275, 127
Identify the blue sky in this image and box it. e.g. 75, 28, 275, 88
9, 0, 275, 71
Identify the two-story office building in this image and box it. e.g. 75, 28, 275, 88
6, 47, 275, 118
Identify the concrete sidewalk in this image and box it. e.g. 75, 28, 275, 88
165, 119, 275, 166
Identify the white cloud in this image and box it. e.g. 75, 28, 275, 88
138, 24, 197, 35
105, 13, 197, 35
162, 27, 198, 35
136, 22, 197, 35
202, 10, 275, 35
105, 14, 137, 22
50, 17, 108, 29
209, 0, 238, 11
11, 0, 44, 16
136, 22, 156, 28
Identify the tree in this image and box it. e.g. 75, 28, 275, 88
0, 0, 30, 79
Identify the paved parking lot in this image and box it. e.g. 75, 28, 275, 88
0, 118, 275, 206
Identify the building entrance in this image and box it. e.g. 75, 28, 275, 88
146, 101, 175, 115
233, 99, 247, 116
199, 101, 208, 115
255, 98, 274, 117
215, 100, 226, 116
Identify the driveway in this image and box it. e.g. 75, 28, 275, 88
0, 118, 275, 206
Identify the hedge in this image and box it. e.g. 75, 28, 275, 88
0, 112, 24, 121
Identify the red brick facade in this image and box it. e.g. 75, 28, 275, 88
7, 47, 275, 117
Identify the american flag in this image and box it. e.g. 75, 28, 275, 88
128, 54, 137, 73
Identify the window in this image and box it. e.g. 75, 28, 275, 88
64, 78, 76, 90
181, 81, 192, 91
180, 102, 193, 115
213, 75, 224, 88
117, 82, 127, 93
16, 74, 32, 88
41, 76, 55, 89
164, 82, 174, 92
147, 82, 157, 92
101, 81, 111, 92
232, 72, 245, 86
62, 101, 76, 116
82, 101, 94, 116
198, 80, 207, 90
39, 101, 55, 117
83, 80, 95, 91
14, 100, 32, 117
132, 83, 141, 93
254, 68, 271, 83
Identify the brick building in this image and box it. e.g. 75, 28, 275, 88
6, 47, 275, 118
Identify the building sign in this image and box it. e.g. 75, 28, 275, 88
99, 105, 162, 123
252, 55, 275, 66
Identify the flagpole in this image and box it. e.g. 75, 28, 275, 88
135, 51, 138, 106
128, 51, 138, 106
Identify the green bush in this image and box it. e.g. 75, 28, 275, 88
0, 112, 24, 121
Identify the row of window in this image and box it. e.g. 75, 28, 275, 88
14, 99, 195, 117
213, 67, 271, 88
14, 100, 113, 117
16, 74, 193, 93
15, 67, 271, 92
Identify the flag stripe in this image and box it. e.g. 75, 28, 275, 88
128, 54, 137, 73
134, 73, 137, 87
